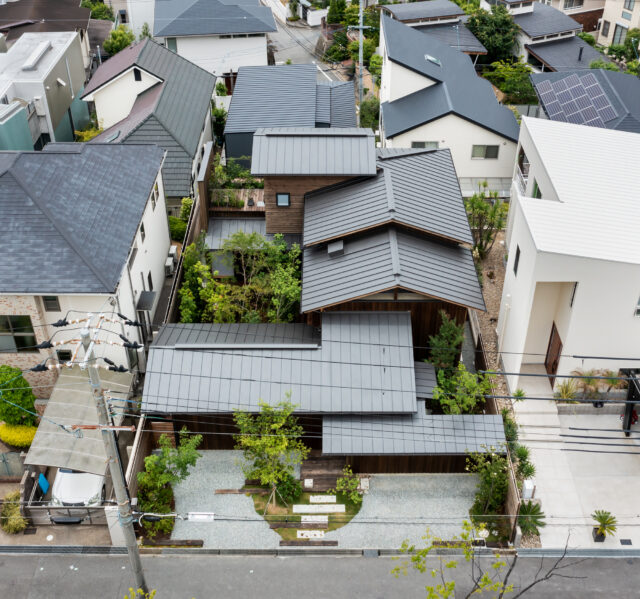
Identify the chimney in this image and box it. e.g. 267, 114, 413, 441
327, 240, 344, 258
578, 46, 583, 62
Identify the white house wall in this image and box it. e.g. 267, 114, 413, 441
386, 113, 516, 179
164, 35, 268, 76
88, 68, 160, 130
599, 0, 640, 45
127, 0, 155, 38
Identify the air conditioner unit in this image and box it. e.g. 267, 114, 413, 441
33, 96, 45, 116
168, 245, 177, 264
165, 256, 175, 277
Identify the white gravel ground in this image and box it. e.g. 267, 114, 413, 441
324, 474, 479, 549
172, 452, 478, 550
171, 450, 281, 549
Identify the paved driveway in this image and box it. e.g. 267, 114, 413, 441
171, 451, 280, 549
325, 474, 478, 549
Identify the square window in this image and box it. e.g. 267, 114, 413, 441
276, 192, 290, 207
57, 349, 72, 362
0, 315, 35, 352
411, 141, 439, 150
601, 20, 610, 37
471, 145, 485, 158
42, 296, 60, 312
514, 246, 521, 276
14, 335, 37, 352
166, 38, 177, 53
485, 145, 499, 159
133, 68, 141, 81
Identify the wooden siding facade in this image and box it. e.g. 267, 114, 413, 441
346, 454, 468, 473
264, 175, 351, 234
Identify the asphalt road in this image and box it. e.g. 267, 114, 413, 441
2, 554, 639, 599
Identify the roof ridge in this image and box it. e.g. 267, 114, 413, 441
8, 158, 112, 291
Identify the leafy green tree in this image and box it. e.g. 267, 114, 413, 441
607, 44, 627, 60
103, 25, 135, 56
139, 22, 152, 39
464, 186, 508, 260
342, 3, 360, 26
327, 0, 341, 23
368, 54, 383, 85
623, 28, 640, 60
81, 0, 114, 21
267, 263, 301, 323
137, 429, 202, 538
467, 448, 509, 520
179, 197, 193, 223
234, 399, 309, 506
211, 101, 227, 143
359, 97, 379, 130
332, 465, 363, 506
467, 6, 519, 63
433, 363, 492, 415
0, 365, 36, 426
215, 81, 227, 96
427, 310, 464, 371
589, 58, 620, 71
348, 37, 376, 65
168, 215, 187, 242
289, 0, 299, 18
484, 59, 537, 104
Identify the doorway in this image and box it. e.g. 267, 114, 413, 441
544, 322, 562, 386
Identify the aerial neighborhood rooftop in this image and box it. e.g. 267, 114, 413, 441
1, 0, 639, 595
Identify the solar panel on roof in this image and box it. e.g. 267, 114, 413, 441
537, 79, 552, 93
566, 113, 582, 124
565, 73, 580, 87
570, 87, 585, 100
540, 90, 555, 103
592, 94, 609, 109
581, 106, 597, 121
598, 106, 617, 122
563, 100, 578, 115
552, 79, 568, 92
546, 101, 562, 116
581, 72, 598, 86
556, 89, 572, 103
575, 96, 591, 110
586, 117, 605, 128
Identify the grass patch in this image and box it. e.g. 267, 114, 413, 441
249, 490, 361, 540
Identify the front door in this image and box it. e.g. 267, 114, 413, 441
544, 323, 562, 385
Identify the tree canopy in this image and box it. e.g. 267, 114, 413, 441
103, 26, 135, 56
0, 365, 37, 426
467, 6, 519, 63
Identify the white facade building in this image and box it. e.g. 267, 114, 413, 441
379, 14, 519, 196
498, 117, 640, 392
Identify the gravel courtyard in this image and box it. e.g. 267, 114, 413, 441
325, 474, 479, 549
173, 452, 478, 550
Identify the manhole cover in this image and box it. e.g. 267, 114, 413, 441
620, 539, 632, 546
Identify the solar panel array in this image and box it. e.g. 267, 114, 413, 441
535, 72, 617, 128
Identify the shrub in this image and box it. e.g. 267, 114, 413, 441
577, 32, 596, 46
1, 491, 28, 534
464, 187, 508, 260
81, 0, 114, 20
0, 424, 37, 448
215, 81, 227, 96
359, 97, 380, 131
590, 58, 620, 71
168, 216, 187, 242
608, 44, 627, 60
179, 197, 193, 223
333, 465, 363, 506
103, 25, 135, 56
501, 408, 518, 451
75, 124, 103, 142
517, 460, 536, 480
467, 450, 509, 520
427, 310, 464, 371
592, 510, 617, 537
275, 473, 302, 504
139, 23, 152, 40
554, 378, 578, 400
518, 500, 546, 536
0, 365, 37, 426
433, 363, 492, 415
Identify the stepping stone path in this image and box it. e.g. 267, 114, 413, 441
301, 515, 328, 523
293, 504, 345, 514
297, 530, 325, 539
310, 495, 336, 504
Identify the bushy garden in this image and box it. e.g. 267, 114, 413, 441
178, 231, 301, 324
168, 197, 193, 243
0, 365, 38, 449
209, 155, 263, 208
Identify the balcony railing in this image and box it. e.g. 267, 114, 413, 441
515, 164, 529, 195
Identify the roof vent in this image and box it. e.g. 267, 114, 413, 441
327, 240, 344, 258
21, 40, 52, 71
105, 130, 120, 142
424, 54, 441, 66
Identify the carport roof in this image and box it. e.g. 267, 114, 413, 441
25, 368, 133, 476
323, 406, 505, 455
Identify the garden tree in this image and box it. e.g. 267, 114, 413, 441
433, 363, 492, 415
290, 0, 299, 18
464, 186, 508, 260
348, 38, 376, 66
81, 0, 114, 20
467, 6, 519, 63
178, 235, 209, 322
342, 3, 360, 26
393, 522, 583, 599
359, 97, 380, 130
179, 197, 193, 222
137, 429, 202, 539
368, 54, 383, 85
589, 58, 620, 71
484, 60, 538, 104
0, 365, 36, 426
324, 30, 350, 63
267, 263, 302, 323
467, 448, 509, 522
327, 0, 341, 23
451, 0, 480, 13
220, 231, 269, 287
234, 398, 310, 507
623, 28, 640, 61
211, 101, 227, 143
427, 310, 464, 371
103, 26, 135, 56
139, 23, 152, 39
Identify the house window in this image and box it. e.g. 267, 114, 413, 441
128, 244, 138, 270
601, 20, 610, 37
513, 246, 521, 276
563, 0, 583, 8
0, 316, 37, 353
133, 68, 142, 82
140, 221, 146, 243
471, 145, 499, 159
56, 349, 72, 363
147, 272, 153, 292
42, 296, 60, 312
532, 179, 542, 199
624, 0, 635, 10
622, 10, 632, 20
613, 24, 628, 45
276, 192, 290, 207
570, 282, 578, 307
119, 9, 128, 23
166, 37, 177, 53
411, 141, 439, 150
151, 182, 158, 210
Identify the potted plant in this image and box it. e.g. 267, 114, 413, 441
591, 510, 617, 542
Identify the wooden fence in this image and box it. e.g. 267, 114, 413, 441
125, 416, 153, 500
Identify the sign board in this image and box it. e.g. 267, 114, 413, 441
310, 495, 336, 504
293, 504, 345, 514
301, 515, 329, 523
297, 530, 325, 539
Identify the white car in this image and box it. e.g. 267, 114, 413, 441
50, 469, 105, 507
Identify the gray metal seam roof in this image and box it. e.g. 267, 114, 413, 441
142, 312, 417, 414
513, 2, 581, 38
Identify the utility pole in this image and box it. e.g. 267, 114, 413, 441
347, 2, 371, 126
81, 327, 148, 594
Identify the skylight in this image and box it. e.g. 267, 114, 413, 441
105, 130, 120, 143
424, 54, 442, 66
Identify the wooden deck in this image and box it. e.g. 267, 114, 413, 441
300, 454, 346, 493
210, 188, 265, 214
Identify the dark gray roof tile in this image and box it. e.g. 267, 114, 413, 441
513, 2, 581, 38
382, 0, 464, 20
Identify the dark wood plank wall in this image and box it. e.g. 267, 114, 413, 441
307, 299, 468, 359
346, 454, 468, 474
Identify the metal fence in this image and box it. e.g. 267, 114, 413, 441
19, 503, 108, 526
